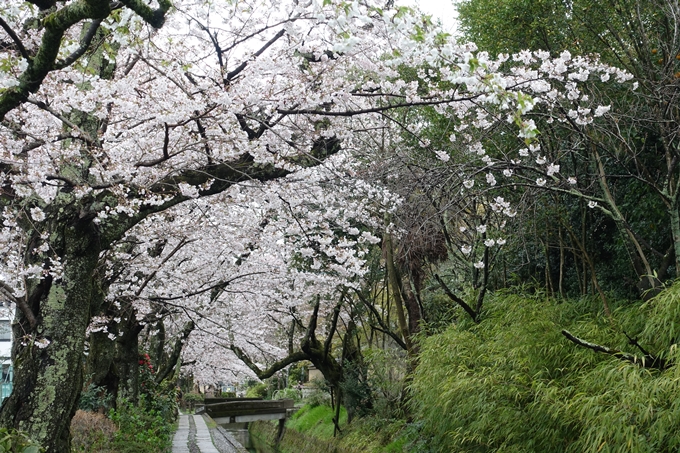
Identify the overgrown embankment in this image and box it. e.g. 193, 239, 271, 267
250, 403, 419, 453
255, 285, 680, 452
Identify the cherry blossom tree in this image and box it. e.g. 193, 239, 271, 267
0, 0, 635, 450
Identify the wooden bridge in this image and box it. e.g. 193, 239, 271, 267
200, 397, 297, 442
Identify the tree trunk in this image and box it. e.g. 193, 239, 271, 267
383, 234, 412, 353
86, 331, 118, 403
670, 205, 680, 278
0, 221, 100, 453
114, 316, 144, 405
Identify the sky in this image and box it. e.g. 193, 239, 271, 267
398, 0, 459, 33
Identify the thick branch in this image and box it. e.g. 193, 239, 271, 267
0, 0, 173, 120
119, 0, 171, 28
277, 96, 476, 117
0, 281, 37, 330
155, 320, 195, 384
103, 136, 341, 245
562, 330, 668, 370
229, 344, 309, 380
324, 299, 343, 359
0, 0, 112, 120
147, 273, 265, 302
434, 274, 478, 322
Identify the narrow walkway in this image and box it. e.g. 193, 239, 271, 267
172, 414, 190, 453
193, 414, 220, 453
172, 414, 248, 453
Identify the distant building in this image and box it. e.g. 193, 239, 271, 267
0, 307, 12, 401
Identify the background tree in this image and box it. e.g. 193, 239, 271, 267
456, 0, 680, 295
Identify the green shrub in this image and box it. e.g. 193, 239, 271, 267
0, 428, 43, 453
137, 354, 178, 422
182, 392, 204, 411
108, 397, 173, 453
79, 383, 113, 413
287, 404, 347, 439
272, 387, 301, 401
245, 383, 267, 398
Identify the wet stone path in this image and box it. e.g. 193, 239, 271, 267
172, 414, 248, 453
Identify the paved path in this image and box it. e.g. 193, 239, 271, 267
172, 414, 190, 452
194, 414, 220, 453
172, 414, 248, 453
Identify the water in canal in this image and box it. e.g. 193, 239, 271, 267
247, 431, 278, 453
221, 423, 278, 453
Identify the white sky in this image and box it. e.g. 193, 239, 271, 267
398, 0, 459, 33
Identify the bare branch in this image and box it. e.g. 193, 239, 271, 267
0, 16, 29, 60
225, 29, 286, 83
277, 96, 478, 117
434, 274, 479, 322
562, 330, 668, 370
229, 344, 309, 380
54, 19, 103, 70
26, 99, 97, 145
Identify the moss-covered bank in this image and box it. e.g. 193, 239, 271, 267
249, 405, 413, 453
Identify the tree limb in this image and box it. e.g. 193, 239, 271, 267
0, 16, 29, 60
561, 330, 668, 370
229, 344, 309, 380
0, 0, 113, 120
434, 274, 478, 322
119, 0, 171, 28
277, 96, 478, 117
225, 29, 286, 84
353, 289, 408, 350
155, 320, 195, 384
54, 19, 103, 70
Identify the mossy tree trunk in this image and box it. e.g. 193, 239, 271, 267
0, 211, 101, 453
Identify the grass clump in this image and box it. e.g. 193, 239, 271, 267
287, 404, 347, 439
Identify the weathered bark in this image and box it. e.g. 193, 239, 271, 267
0, 216, 100, 453
86, 331, 118, 401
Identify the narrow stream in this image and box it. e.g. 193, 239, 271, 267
247, 431, 278, 453
220, 423, 277, 453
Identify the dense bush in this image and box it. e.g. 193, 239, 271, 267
410, 286, 680, 453
272, 387, 302, 401
181, 392, 204, 411
245, 382, 268, 398
107, 397, 173, 453
70, 410, 117, 453
138, 354, 178, 421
